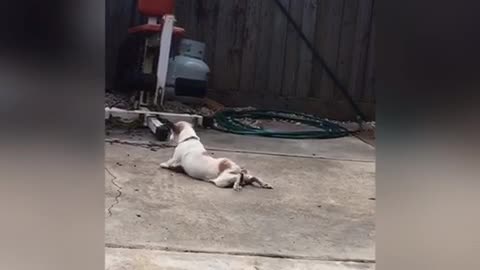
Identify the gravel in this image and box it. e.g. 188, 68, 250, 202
326, 119, 376, 132
161, 101, 215, 117
105, 91, 131, 109
105, 92, 215, 117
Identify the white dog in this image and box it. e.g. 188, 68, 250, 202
160, 121, 273, 191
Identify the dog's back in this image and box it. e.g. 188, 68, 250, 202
174, 139, 217, 180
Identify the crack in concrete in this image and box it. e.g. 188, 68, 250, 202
104, 138, 375, 163
104, 243, 375, 264
106, 167, 122, 217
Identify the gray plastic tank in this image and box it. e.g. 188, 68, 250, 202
166, 39, 210, 99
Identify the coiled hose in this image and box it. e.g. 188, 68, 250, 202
211, 109, 350, 139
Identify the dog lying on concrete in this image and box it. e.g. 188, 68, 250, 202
160, 121, 273, 191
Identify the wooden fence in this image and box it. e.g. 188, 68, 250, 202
107, 0, 375, 120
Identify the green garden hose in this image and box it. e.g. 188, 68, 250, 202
212, 109, 350, 139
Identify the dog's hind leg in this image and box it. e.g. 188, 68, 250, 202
249, 176, 273, 189
208, 172, 239, 190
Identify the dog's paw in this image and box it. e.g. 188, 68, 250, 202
262, 183, 273, 189
233, 185, 243, 192
160, 162, 170, 169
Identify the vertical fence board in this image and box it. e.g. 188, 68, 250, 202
334, 0, 359, 101
212, 0, 232, 90
253, 0, 275, 96
105, 0, 115, 90
176, 0, 200, 39
281, 0, 304, 97
196, 0, 220, 89
310, 0, 345, 99
175, 0, 188, 27
349, 0, 373, 100
296, 0, 318, 98
239, 0, 262, 93
267, 0, 289, 96
233, 0, 248, 91
213, 0, 246, 91
363, 17, 375, 102
106, 0, 138, 91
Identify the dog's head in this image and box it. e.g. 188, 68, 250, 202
168, 121, 198, 143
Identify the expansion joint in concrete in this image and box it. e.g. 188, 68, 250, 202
105, 243, 375, 264
104, 138, 375, 163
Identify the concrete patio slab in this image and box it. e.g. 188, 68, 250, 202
105, 143, 375, 262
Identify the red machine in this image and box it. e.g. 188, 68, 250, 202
127, 0, 183, 107
128, 0, 184, 37
107, 0, 208, 140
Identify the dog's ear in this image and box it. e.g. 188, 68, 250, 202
174, 122, 188, 134
168, 130, 175, 141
